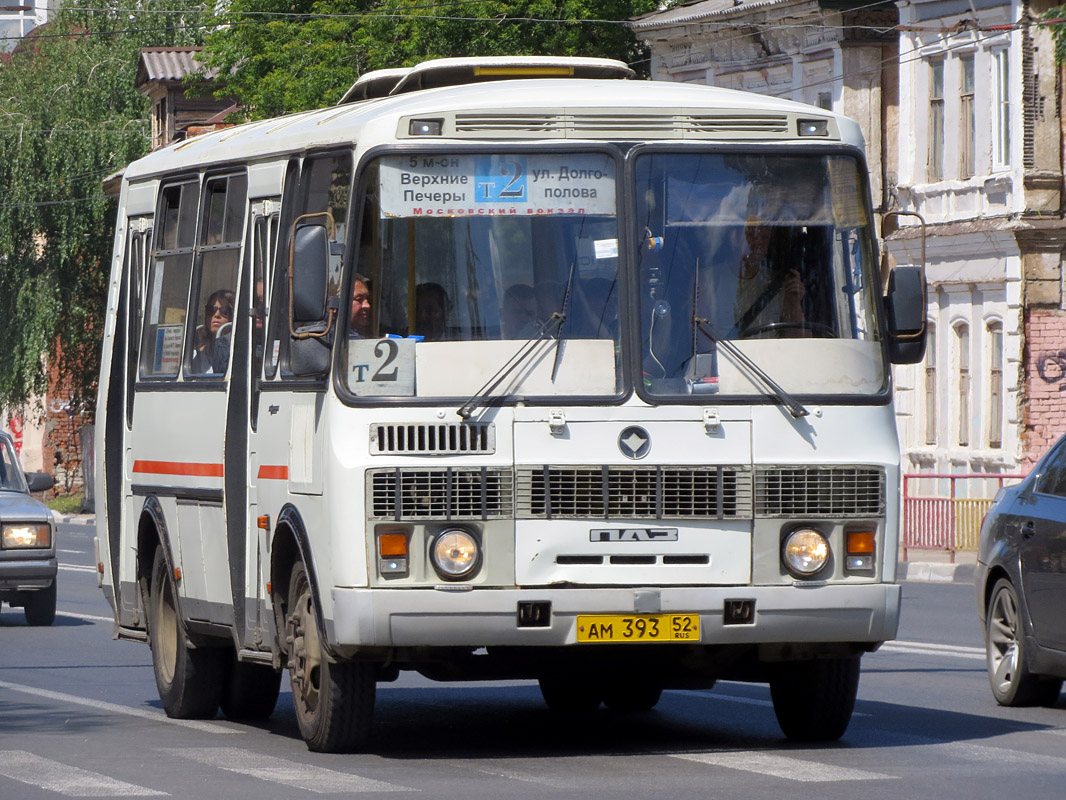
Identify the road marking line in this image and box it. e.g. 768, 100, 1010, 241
0, 680, 241, 735
937, 741, 1066, 768
0, 750, 167, 796
887, 640, 985, 655
60, 564, 98, 573
161, 748, 412, 793
671, 751, 896, 782
878, 643, 985, 661
57, 611, 114, 623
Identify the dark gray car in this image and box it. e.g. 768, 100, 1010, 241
976, 431, 1066, 706
0, 430, 57, 625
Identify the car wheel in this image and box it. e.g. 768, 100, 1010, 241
148, 545, 225, 718
769, 656, 860, 741
985, 578, 1062, 707
24, 581, 57, 627
286, 559, 375, 752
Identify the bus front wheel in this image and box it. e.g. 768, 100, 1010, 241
769, 656, 859, 741
148, 545, 225, 719
286, 559, 375, 752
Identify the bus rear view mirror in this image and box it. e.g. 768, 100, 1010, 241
885, 265, 927, 364
290, 222, 330, 329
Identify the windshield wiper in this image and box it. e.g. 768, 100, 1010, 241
458, 265, 577, 420
456, 312, 566, 420
693, 317, 809, 419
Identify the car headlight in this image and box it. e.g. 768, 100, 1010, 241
2, 523, 52, 549
430, 528, 480, 580
782, 527, 830, 577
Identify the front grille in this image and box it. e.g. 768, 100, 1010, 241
368, 467, 513, 520
370, 422, 494, 455
515, 466, 752, 520
688, 114, 789, 133
454, 113, 566, 134
755, 466, 885, 518
447, 112, 808, 139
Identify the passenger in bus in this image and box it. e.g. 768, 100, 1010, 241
501, 283, 537, 338
415, 282, 450, 340
730, 224, 810, 339
192, 289, 235, 375
349, 274, 373, 338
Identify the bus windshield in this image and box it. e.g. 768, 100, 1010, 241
635, 152, 885, 399
344, 153, 621, 400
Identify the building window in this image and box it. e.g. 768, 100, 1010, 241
955, 324, 970, 446
992, 50, 1011, 168
817, 91, 832, 110
960, 55, 975, 178
987, 322, 1003, 448
924, 322, 937, 446
928, 60, 944, 181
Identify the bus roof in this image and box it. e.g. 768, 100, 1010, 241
122, 77, 864, 182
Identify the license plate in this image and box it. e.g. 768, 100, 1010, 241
576, 614, 700, 643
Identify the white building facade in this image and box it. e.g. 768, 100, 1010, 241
0, 0, 54, 51
887, 0, 1065, 478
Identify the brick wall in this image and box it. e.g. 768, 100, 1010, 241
1023, 310, 1066, 469
40, 361, 90, 497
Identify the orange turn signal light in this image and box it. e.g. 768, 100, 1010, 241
846, 531, 875, 554
378, 533, 408, 558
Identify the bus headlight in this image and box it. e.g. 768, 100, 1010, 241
782, 527, 830, 577
2, 523, 52, 549
431, 529, 481, 580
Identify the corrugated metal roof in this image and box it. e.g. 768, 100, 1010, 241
631, 0, 806, 29
137, 46, 219, 84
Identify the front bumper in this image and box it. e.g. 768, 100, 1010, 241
328, 582, 901, 648
0, 555, 57, 591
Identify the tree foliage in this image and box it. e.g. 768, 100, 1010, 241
0, 1, 211, 413
201, 0, 660, 119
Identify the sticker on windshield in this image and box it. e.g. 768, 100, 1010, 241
379, 154, 615, 218
348, 337, 415, 397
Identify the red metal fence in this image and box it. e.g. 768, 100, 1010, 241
901, 473, 1026, 562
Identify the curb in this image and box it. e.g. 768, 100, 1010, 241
52, 511, 96, 527
897, 561, 975, 584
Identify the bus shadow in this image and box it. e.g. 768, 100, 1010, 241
257, 683, 1053, 759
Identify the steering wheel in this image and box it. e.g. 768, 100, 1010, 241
736, 320, 837, 339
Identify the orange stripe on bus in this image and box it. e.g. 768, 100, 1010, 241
258, 465, 289, 480
132, 460, 225, 478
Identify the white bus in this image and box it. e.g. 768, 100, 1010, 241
95, 56, 927, 752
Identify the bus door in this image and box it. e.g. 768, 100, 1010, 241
104, 212, 151, 627
252, 152, 352, 627
133, 173, 247, 627
240, 201, 280, 650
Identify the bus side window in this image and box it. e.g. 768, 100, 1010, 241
269, 152, 352, 377
186, 173, 248, 378
251, 210, 278, 424
125, 225, 149, 427
140, 182, 197, 379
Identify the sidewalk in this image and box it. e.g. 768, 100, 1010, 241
897, 547, 977, 584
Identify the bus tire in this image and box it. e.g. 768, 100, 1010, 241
148, 545, 225, 719
221, 657, 282, 721
286, 559, 375, 752
538, 676, 602, 713
769, 656, 859, 742
603, 681, 663, 712
24, 581, 57, 627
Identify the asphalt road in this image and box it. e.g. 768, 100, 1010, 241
2, 521, 1064, 799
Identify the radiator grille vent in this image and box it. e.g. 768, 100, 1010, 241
450, 112, 798, 138
368, 467, 513, 520
515, 466, 752, 520
370, 423, 494, 455
755, 466, 885, 518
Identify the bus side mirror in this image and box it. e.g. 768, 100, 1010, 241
291, 222, 330, 328
885, 265, 927, 364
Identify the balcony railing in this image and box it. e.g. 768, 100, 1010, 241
901, 472, 1025, 562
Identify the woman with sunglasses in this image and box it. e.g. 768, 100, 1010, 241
192, 289, 235, 374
